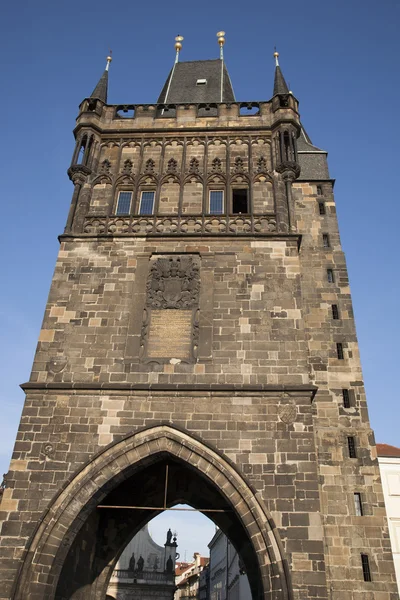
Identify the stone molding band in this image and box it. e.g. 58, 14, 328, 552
20, 381, 318, 399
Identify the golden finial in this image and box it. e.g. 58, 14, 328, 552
106, 50, 112, 71
175, 35, 184, 63
217, 31, 226, 60
273, 48, 279, 67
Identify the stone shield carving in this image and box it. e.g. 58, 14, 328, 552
146, 256, 200, 309
278, 401, 297, 425
140, 255, 200, 363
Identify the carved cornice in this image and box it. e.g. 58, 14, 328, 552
20, 381, 318, 401
276, 161, 301, 180
68, 164, 92, 184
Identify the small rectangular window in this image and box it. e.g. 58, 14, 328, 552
209, 190, 224, 214
332, 304, 339, 320
327, 269, 334, 283
317, 185, 323, 196
342, 389, 351, 408
319, 202, 326, 215
336, 343, 344, 359
348, 436, 357, 458
232, 189, 249, 214
139, 191, 155, 215
354, 493, 363, 516
196, 79, 207, 85
323, 233, 330, 248
116, 191, 132, 215
361, 554, 371, 582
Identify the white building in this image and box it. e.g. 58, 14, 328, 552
208, 529, 251, 600
175, 553, 209, 599
377, 443, 400, 593
107, 524, 177, 600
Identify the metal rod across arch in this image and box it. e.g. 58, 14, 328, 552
96, 464, 232, 512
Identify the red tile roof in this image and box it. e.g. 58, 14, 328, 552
175, 562, 192, 576
377, 443, 400, 457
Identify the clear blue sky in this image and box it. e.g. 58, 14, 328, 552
1, 0, 399, 556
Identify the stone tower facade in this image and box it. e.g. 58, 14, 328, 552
0, 45, 398, 600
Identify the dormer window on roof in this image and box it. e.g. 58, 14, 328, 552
196, 79, 207, 85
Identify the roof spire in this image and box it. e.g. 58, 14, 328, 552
174, 35, 184, 64
105, 50, 112, 71
273, 49, 289, 96
217, 31, 225, 60
89, 52, 112, 103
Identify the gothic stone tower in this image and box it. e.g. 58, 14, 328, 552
0, 40, 398, 600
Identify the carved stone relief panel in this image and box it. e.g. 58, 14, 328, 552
140, 255, 200, 363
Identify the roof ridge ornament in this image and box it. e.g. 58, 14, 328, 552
105, 50, 112, 72
175, 35, 184, 64
217, 31, 225, 60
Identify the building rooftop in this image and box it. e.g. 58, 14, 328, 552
158, 59, 235, 104
377, 443, 400, 458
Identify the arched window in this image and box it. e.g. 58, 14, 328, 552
283, 131, 291, 161
77, 137, 87, 164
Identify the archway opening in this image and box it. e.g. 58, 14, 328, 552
55, 455, 265, 600
108, 505, 253, 600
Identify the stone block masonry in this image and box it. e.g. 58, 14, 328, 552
0, 53, 398, 600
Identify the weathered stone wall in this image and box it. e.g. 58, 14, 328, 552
293, 180, 397, 597
29, 237, 307, 386
0, 93, 398, 600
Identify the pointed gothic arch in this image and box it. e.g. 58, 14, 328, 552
12, 424, 293, 600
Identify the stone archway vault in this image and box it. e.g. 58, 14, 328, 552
12, 424, 292, 600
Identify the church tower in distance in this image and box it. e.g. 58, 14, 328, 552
0, 36, 398, 600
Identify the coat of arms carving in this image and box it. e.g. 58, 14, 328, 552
146, 256, 200, 309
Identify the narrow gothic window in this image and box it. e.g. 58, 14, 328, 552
336, 343, 344, 359
342, 389, 351, 408
116, 191, 132, 215
232, 189, 249, 214
78, 140, 86, 164
319, 202, 326, 215
323, 233, 330, 248
332, 304, 339, 320
354, 493, 363, 516
327, 269, 334, 283
283, 131, 291, 161
317, 185, 323, 196
361, 554, 371, 582
209, 190, 224, 214
348, 436, 357, 458
139, 191, 155, 215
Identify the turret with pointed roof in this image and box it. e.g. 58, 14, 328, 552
88, 54, 112, 104
273, 51, 289, 96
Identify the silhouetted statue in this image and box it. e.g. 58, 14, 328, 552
166, 555, 173, 573
129, 552, 135, 572
166, 528, 173, 544
137, 555, 144, 572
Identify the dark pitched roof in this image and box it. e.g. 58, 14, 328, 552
273, 65, 289, 96
158, 59, 235, 104
297, 126, 325, 153
89, 69, 109, 103
377, 443, 400, 458
296, 125, 330, 180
